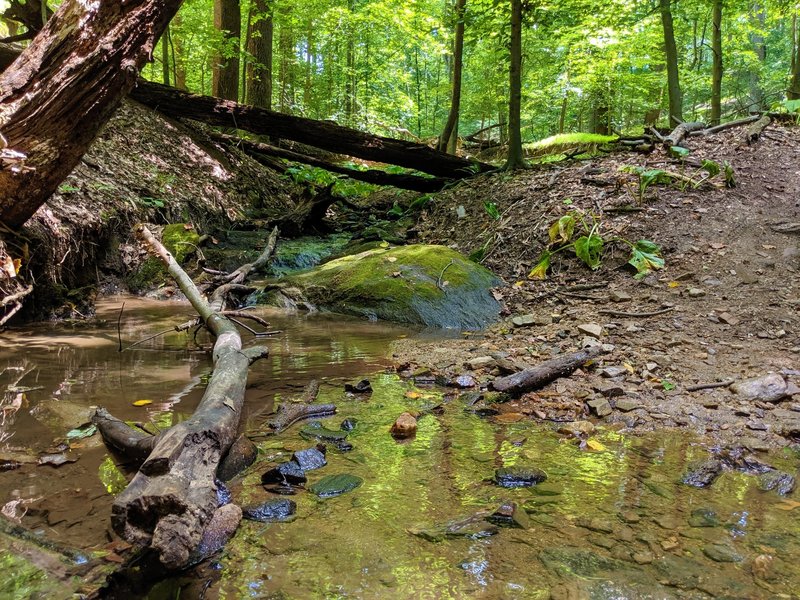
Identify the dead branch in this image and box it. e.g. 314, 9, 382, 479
744, 115, 772, 145
598, 307, 674, 318
686, 378, 735, 392
663, 121, 705, 147
218, 226, 279, 285
265, 381, 336, 433
491, 346, 603, 395
689, 115, 761, 137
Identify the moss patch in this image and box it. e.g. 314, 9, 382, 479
161, 223, 201, 264
271, 244, 502, 329
125, 256, 167, 293
524, 133, 618, 158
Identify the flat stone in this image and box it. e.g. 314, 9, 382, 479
487, 502, 530, 529
308, 473, 363, 498
581, 336, 603, 349
601, 366, 627, 378
615, 398, 642, 412
738, 436, 771, 452
687, 287, 706, 298
688, 508, 719, 528
390, 412, 418, 439
598, 385, 624, 398
731, 373, 788, 403
586, 398, 612, 417
609, 290, 632, 302
467, 356, 496, 370
493, 466, 547, 488
618, 510, 641, 524
757, 471, 796, 495
576, 517, 614, 533
511, 314, 536, 327
243, 498, 297, 523
702, 543, 743, 563
577, 323, 603, 338
558, 421, 595, 436
632, 551, 654, 564
718, 312, 739, 325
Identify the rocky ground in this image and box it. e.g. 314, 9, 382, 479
393, 122, 800, 450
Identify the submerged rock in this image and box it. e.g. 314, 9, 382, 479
758, 470, 796, 495
345, 379, 372, 394
300, 422, 353, 451
261, 461, 307, 486
309, 473, 363, 498
487, 502, 530, 529
242, 498, 297, 522
292, 445, 327, 472
493, 466, 547, 488
410, 513, 499, 542
390, 412, 418, 439
688, 508, 720, 527
681, 459, 723, 488
216, 480, 233, 506
264, 244, 502, 329
702, 543, 744, 563
340, 418, 358, 431
191, 504, 242, 564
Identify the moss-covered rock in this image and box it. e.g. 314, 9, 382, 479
266, 244, 502, 329
161, 223, 201, 264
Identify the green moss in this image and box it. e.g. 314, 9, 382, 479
161, 223, 201, 264
524, 133, 618, 158
275, 244, 501, 329
0, 550, 61, 598
125, 256, 166, 292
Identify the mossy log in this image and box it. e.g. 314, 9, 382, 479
491, 346, 603, 395
744, 115, 772, 145
94, 225, 268, 570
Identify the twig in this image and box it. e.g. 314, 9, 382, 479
599, 307, 675, 318
123, 328, 176, 352
437, 259, 455, 290
0, 284, 33, 307
117, 303, 125, 352
220, 311, 270, 328
686, 378, 735, 392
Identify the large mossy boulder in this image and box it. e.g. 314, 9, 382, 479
271, 244, 502, 329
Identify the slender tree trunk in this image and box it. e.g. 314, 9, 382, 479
505, 0, 525, 169
438, 0, 466, 154
558, 94, 568, 133
344, 37, 355, 123
172, 13, 187, 90
304, 20, 314, 114
246, 0, 273, 109
660, 0, 682, 124
0, 0, 184, 230
212, 0, 240, 101
748, 3, 766, 112
278, 5, 293, 112
711, 0, 723, 125
161, 26, 171, 86
791, 13, 800, 99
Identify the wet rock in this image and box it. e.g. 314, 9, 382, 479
751, 554, 775, 580
191, 504, 242, 564
577, 323, 603, 338
292, 445, 327, 472
586, 398, 612, 417
345, 379, 372, 394
738, 436, 771, 452
487, 502, 530, 529
261, 461, 307, 486
493, 466, 547, 488
597, 385, 624, 398
217, 434, 258, 482
653, 554, 703, 589
0, 459, 21, 471
757, 470, 796, 495
410, 513, 498, 541
451, 374, 477, 388
37, 452, 78, 467
576, 517, 613, 533
300, 422, 352, 451
702, 543, 743, 563
688, 508, 719, 527
632, 551, 654, 565
309, 473, 363, 498
262, 483, 298, 495
466, 356, 495, 370
340, 418, 358, 431
558, 421, 595, 436
242, 498, 297, 522
614, 398, 641, 412
539, 547, 624, 577
731, 373, 789, 403
681, 459, 723, 487
216, 480, 232, 506
390, 412, 418, 439
617, 510, 640, 524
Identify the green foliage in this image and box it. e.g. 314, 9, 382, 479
627, 239, 665, 279
58, 184, 80, 194
483, 201, 501, 220
573, 233, 604, 270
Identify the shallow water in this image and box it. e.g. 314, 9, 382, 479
1, 298, 799, 599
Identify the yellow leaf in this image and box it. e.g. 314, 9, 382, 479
514, 281, 525, 288
586, 439, 607, 452
132, 400, 153, 407
387, 256, 397, 263
776, 499, 800, 511
622, 362, 635, 374
404, 391, 421, 399
668, 281, 680, 288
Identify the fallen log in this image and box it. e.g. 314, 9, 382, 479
94, 225, 268, 570
490, 346, 603, 395
663, 121, 705, 147
688, 115, 761, 137
212, 133, 450, 193
128, 81, 492, 179
215, 226, 279, 286
744, 115, 771, 145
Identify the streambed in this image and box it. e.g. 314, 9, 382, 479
0, 298, 798, 599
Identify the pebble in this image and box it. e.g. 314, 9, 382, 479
618, 510, 641, 524
511, 314, 536, 327
597, 385, 624, 398
586, 398, 612, 417
632, 551, 654, 564
718, 312, 739, 325
660, 538, 680, 551
601, 366, 627, 378
702, 543, 743, 563
577, 323, 603, 338
390, 413, 418, 439
609, 290, 632, 302
466, 356, 496, 370
557, 421, 594, 436
576, 517, 614, 533
731, 373, 788, 403
688, 288, 706, 298
615, 398, 642, 412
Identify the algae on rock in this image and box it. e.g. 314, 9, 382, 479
262, 244, 502, 329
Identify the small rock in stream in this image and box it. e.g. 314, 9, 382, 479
731, 374, 789, 403
757, 470, 796, 495
261, 461, 307, 486
300, 422, 353, 451
493, 466, 547, 488
451, 374, 477, 388
309, 473, 363, 498
292, 445, 327, 472
702, 543, 743, 563
681, 459, 723, 487
487, 502, 530, 529
345, 379, 372, 394
243, 498, 297, 522
390, 412, 418, 439
216, 479, 233, 506
586, 398, 612, 417
410, 513, 498, 542
688, 508, 720, 528
340, 418, 358, 431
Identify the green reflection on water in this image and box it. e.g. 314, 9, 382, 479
98, 455, 128, 495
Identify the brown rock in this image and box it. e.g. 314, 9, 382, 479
391, 412, 418, 438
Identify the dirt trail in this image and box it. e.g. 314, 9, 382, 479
396, 123, 800, 449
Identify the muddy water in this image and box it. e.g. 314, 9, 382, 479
1, 298, 799, 599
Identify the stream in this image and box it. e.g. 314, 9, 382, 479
1, 297, 798, 599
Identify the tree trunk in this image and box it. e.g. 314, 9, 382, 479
438, 0, 466, 154
172, 13, 187, 90
748, 3, 766, 113
660, 0, 682, 124
711, 0, 723, 125
161, 26, 171, 86
245, 0, 273, 109
0, 0, 185, 230
504, 0, 525, 170
212, 0, 240, 101
129, 81, 492, 178
791, 13, 800, 100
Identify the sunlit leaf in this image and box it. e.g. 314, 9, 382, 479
586, 439, 607, 452
548, 214, 575, 245
528, 251, 551, 279
573, 234, 603, 270
628, 239, 664, 279
132, 399, 153, 407
700, 159, 720, 177
669, 146, 690, 158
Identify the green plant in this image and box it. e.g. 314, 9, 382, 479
58, 184, 80, 194
484, 201, 501, 220
529, 210, 664, 280
138, 196, 165, 208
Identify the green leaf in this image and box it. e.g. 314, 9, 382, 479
661, 380, 676, 391
66, 423, 97, 440
723, 162, 736, 188
783, 99, 800, 113
528, 251, 551, 280
484, 201, 501, 220
573, 234, 603, 270
628, 239, 665, 279
700, 159, 720, 177
669, 146, 690, 158
548, 214, 575, 245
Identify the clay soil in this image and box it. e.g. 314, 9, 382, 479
394, 122, 800, 450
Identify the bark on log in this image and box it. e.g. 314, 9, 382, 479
128, 81, 492, 179
213, 132, 451, 192
662, 121, 706, 147
744, 115, 771, 145
96, 225, 268, 570
92, 407, 157, 462
490, 347, 603, 395
688, 115, 761, 137
0, 0, 185, 229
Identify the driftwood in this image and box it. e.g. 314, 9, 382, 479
217, 226, 279, 286
93, 407, 157, 461
663, 121, 706, 147
491, 346, 603, 395
94, 225, 268, 569
265, 380, 336, 432
744, 115, 772, 145
212, 133, 450, 193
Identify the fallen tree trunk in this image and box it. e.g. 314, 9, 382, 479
662, 121, 705, 147
744, 115, 771, 145
94, 225, 268, 569
491, 346, 603, 395
0, 0, 185, 230
213, 132, 450, 192
129, 81, 492, 179
688, 115, 761, 137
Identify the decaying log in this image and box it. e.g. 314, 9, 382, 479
491, 346, 603, 395
92, 407, 157, 461
213, 133, 450, 193
663, 121, 705, 147
689, 115, 760, 137
744, 115, 772, 145
128, 81, 492, 179
95, 225, 268, 570
265, 380, 336, 432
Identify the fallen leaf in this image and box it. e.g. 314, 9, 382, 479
132, 399, 152, 407
66, 424, 97, 440
103, 553, 125, 564
668, 281, 680, 288
38, 453, 78, 467
405, 391, 422, 399
183, 223, 194, 230
776, 499, 800, 511
586, 439, 607, 452
762, 244, 776, 250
